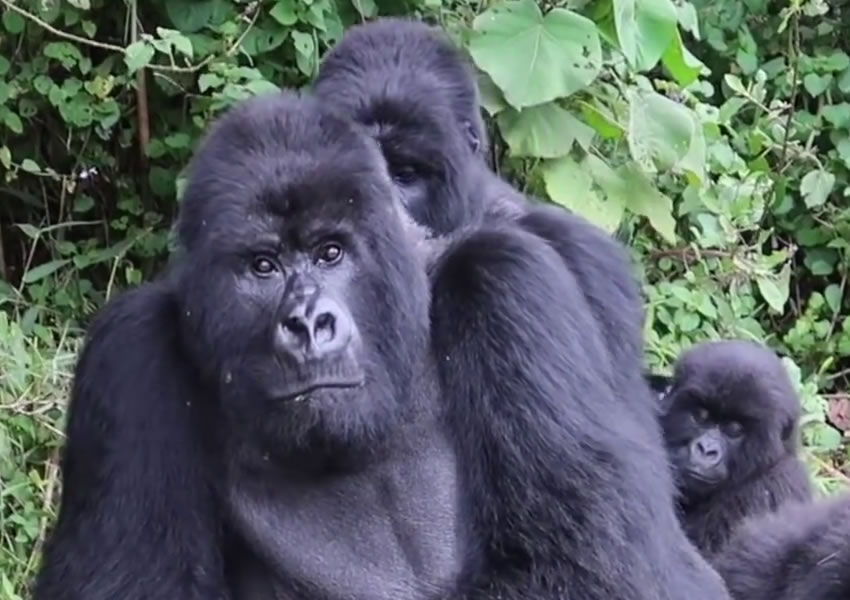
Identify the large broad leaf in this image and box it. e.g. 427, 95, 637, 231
662, 30, 705, 87
477, 71, 508, 116
469, 0, 602, 109
613, 0, 678, 72
628, 88, 704, 181
587, 158, 676, 243
800, 169, 835, 208
542, 156, 625, 232
497, 102, 594, 158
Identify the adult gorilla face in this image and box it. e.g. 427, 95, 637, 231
314, 18, 484, 235
173, 91, 430, 454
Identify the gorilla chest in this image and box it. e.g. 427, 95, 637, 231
226, 439, 465, 600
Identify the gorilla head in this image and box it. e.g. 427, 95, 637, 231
661, 340, 802, 501
173, 90, 431, 457
313, 18, 486, 235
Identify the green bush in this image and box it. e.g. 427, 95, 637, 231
1, 0, 848, 597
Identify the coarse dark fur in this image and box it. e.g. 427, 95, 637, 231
314, 17, 654, 422
712, 494, 850, 600
314, 19, 731, 600
661, 340, 813, 555
34, 91, 731, 599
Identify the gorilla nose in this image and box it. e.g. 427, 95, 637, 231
693, 438, 721, 465
276, 296, 352, 361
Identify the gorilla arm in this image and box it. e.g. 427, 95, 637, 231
429, 225, 730, 600
33, 281, 228, 600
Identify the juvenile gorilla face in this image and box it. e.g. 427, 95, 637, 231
662, 393, 745, 497
660, 340, 800, 501
174, 91, 430, 453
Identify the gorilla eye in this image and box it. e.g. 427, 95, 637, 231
724, 421, 744, 438
251, 255, 278, 276
315, 242, 343, 266
694, 407, 711, 423
392, 164, 418, 185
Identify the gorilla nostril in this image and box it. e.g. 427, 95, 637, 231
283, 316, 307, 335
314, 312, 336, 345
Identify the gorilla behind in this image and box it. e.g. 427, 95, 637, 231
661, 340, 812, 554
314, 18, 654, 421
713, 494, 850, 600
34, 90, 730, 599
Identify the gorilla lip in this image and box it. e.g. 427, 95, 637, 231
279, 378, 364, 402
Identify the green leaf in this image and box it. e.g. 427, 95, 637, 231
292, 31, 316, 77
73, 194, 94, 213
613, 0, 678, 71
616, 162, 677, 242
166, 0, 217, 33
22, 259, 70, 284
469, 0, 602, 109
0, 55, 9, 76
0, 145, 10, 169
821, 102, 850, 128
803, 73, 831, 96
497, 102, 592, 158
627, 89, 703, 180
67, 0, 91, 8
351, 0, 378, 17
542, 155, 625, 232
270, 0, 298, 26
3, 110, 22, 135
579, 101, 622, 140
756, 263, 791, 312
124, 41, 155, 74
661, 30, 704, 87
20, 158, 39, 173
477, 71, 508, 116
825, 283, 843, 314
724, 74, 745, 94
2, 10, 25, 34
800, 169, 835, 208
198, 73, 224, 92
736, 49, 757, 75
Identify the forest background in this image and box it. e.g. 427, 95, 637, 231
1, 0, 849, 597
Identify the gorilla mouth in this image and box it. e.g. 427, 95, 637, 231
279, 378, 365, 402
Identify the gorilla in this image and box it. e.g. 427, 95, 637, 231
659, 340, 813, 555
33, 91, 731, 599
313, 16, 656, 426
712, 494, 850, 600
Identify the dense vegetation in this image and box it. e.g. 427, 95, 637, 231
1, 0, 848, 597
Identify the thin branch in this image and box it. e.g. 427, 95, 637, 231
0, 0, 260, 74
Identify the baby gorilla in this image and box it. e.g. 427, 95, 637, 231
713, 493, 850, 600
660, 340, 813, 554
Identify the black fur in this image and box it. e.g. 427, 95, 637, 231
35, 90, 732, 599
661, 340, 813, 555
314, 18, 653, 421
712, 494, 850, 600
315, 18, 730, 599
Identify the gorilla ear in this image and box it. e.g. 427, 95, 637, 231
463, 120, 481, 153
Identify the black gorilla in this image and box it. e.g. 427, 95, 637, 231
660, 340, 813, 555
313, 17, 655, 421
312, 18, 731, 599
712, 494, 850, 600
34, 92, 731, 599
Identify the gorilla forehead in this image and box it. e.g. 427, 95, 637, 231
674, 340, 798, 419
177, 90, 395, 250
315, 18, 481, 130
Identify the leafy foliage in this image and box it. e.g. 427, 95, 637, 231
1, 0, 849, 597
